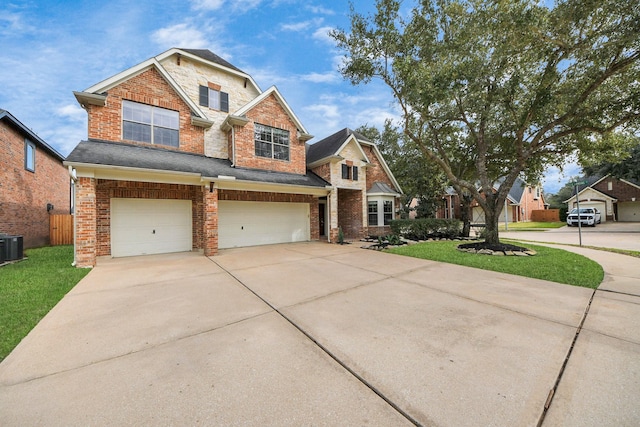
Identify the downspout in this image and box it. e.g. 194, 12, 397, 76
68, 166, 78, 266
231, 125, 236, 167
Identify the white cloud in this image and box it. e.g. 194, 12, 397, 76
57, 104, 86, 122
0, 10, 34, 35
151, 23, 209, 49
190, 0, 263, 12
306, 5, 335, 15
281, 21, 312, 32
301, 72, 340, 84
190, 0, 225, 10
312, 26, 336, 44
281, 18, 324, 32
543, 162, 583, 194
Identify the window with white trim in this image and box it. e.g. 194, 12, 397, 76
25, 139, 36, 172
383, 200, 393, 225
368, 202, 378, 226
254, 123, 290, 161
122, 100, 179, 147
367, 196, 394, 226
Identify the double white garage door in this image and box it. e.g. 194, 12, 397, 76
110, 198, 309, 257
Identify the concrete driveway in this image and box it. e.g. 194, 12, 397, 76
0, 242, 638, 426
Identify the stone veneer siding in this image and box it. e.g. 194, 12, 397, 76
160, 55, 261, 159
85, 68, 205, 154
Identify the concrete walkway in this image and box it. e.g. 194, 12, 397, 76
0, 240, 638, 426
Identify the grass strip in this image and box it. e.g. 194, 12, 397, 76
0, 245, 90, 361
387, 240, 603, 288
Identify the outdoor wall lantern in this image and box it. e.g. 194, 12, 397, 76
47, 203, 54, 213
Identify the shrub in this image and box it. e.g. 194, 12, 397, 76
390, 218, 462, 240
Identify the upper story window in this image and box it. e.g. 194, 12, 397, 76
341, 164, 358, 180
122, 100, 179, 148
199, 84, 229, 112
25, 139, 36, 172
254, 123, 289, 161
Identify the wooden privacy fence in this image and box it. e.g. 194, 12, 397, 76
50, 214, 73, 245
531, 209, 560, 222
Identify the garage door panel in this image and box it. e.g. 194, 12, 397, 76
618, 202, 640, 222
218, 201, 309, 249
576, 201, 607, 222
111, 198, 192, 257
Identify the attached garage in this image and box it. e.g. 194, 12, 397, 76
573, 201, 607, 223
218, 201, 309, 249
111, 198, 192, 257
617, 201, 640, 222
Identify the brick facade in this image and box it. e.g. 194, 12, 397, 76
75, 177, 96, 267
93, 180, 204, 259
231, 94, 307, 175
70, 50, 404, 264
86, 68, 205, 154
363, 145, 395, 189
593, 178, 640, 202
0, 118, 70, 248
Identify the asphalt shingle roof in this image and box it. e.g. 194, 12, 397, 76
180, 49, 245, 74
306, 128, 371, 164
66, 140, 329, 188
0, 109, 65, 161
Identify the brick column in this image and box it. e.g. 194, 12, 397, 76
75, 177, 96, 267
203, 185, 218, 256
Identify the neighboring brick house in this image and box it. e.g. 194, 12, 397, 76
66, 48, 402, 267
307, 128, 402, 240
564, 175, 640, 222
0, 109, 70, 248
433, 177, 546, 223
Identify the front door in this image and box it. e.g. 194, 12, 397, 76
319, 203, 326, 236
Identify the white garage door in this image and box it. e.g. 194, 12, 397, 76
618, 201, 640, 222
575, 201, 607, 222
218, 201, 309, 249
111, 198, 192, 257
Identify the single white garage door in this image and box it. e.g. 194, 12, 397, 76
218, 201, 309, 249
575, 201, 607, 222
618, 201, 640, 222
111, 198, 192, 257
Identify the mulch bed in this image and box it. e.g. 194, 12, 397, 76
458, 241, 530, 253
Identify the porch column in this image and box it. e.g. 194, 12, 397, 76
75, 177, 96, 268
329, 187, 339, 242
203, 184, 219, 256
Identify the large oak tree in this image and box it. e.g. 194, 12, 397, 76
332, 0, 640, 244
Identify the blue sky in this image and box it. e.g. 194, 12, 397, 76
0, 0, 580, 194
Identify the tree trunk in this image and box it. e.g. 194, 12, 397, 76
483, 203, 501, 245
460, 194, 472, 237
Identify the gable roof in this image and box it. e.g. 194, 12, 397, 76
178, 48, 246, 74
0, 109, 65, 161
306, 128, 371, 165
73, 56, 211, 126
73, 48, 261, 127
307, 127, 403, 194
231, 86, 312, 139
65, 139, 329, 189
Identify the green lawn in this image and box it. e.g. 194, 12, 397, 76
499, 221, 565, 231
387, 240, 603, 288
0, 245, 90, 362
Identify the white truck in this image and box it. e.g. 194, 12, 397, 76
566, 207, 602, 227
